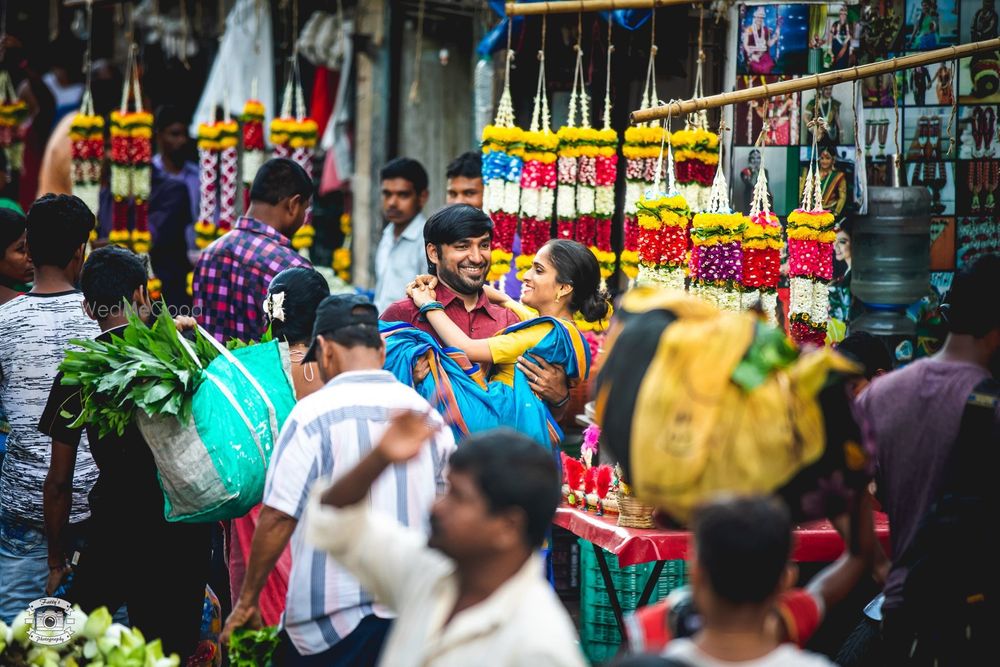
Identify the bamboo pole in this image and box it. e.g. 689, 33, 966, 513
631, 37, 1000, 123
505, 0, 707, 16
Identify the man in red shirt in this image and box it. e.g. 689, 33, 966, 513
380, 204, 570, 411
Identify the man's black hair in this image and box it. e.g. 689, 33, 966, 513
944, 255, 1000, 337
692, 496, 792, 605
154, 104, 189, 134
446, 152, 482, 180
448, 429, 561, 549
380, 157, 429, 194
422, 204, 493, 274
320, 324, 383, 351
250, 158, 315, 206
80, 245, 148, 316
836, 331, 893, 379
26, 194, 94, 269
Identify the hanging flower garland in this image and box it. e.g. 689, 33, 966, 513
194, 122, 221, 248
332, 212, 352, 282
69, 0, 100, 238
741, 129, 783, 323
555, 125, 580, 240
635, 115, 690, 291
241, 98, 266, 210
216, 120, 240, 237
517, 26, 557, 280
109, 108, 153, 250
671, 126, 719, 213
787, 124, 835, 347
69, 104, 104, 229
109, 46, 158, 297
690, 126, 745, 311
622, 125, 662, 282
482, 43, 523, 285
0, 71, 28, 174
271, 65, 319, 253
556, 37, 591, 243
588, 23, 618, 285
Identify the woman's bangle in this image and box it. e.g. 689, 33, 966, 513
418, 301, 444, 321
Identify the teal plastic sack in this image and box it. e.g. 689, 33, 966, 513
137, 338, 296, 523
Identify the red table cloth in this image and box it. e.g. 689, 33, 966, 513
554, 506, 891, 566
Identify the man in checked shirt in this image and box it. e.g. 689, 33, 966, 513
192, 157, 313, 343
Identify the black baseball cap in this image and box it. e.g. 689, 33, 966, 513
302, 294, 379, 363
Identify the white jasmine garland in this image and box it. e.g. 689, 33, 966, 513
577, 185, 596, 215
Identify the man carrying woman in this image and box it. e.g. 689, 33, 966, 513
381, 206, 609, 448
380, 205, 572, 427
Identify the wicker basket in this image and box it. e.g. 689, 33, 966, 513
616, 489, 656, 529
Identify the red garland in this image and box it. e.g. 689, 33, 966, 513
520, 218, 553, 256
596, 218, 613, 252
491, 211, 518, 252
576, 215, 597, 248
790, 319, 827, 347
787, 239, 834, 281
742, 249, 781, 289
557, 219, 575, 239
623, 215, 640, 253
675, 160, 715, 186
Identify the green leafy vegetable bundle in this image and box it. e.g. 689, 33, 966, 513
59, 307, 223, 438
228, 626, 280, 667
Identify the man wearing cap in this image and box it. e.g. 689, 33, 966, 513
222, 294, 455, 666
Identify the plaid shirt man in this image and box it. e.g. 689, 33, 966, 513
193, 217, 311, 342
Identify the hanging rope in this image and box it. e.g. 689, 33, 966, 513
890, 72, 901, 171
639, 9, 658, 122
567, 13, 583, 128
530, 16, 550, 133
408, 0, 426, 104
602, 18, 614, 130
707, 120, 731, 213
691, 5, 708, 129
80, 0, 96, 116
749, 122, 772, 218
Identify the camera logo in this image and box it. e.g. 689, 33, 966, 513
24, 597, 77, 646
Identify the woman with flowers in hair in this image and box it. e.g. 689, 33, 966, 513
228, 267, 330, 627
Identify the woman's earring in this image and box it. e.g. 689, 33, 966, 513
555, 292, 562, 303
304, 363, 316, 383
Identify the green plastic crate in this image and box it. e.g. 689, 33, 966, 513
578, 539, 688, 665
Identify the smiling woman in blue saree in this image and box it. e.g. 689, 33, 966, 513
381, 239, 609, 449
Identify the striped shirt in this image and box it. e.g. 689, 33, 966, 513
263, 369, 455, 656
192, 217, 311, 343
0, 292, 101, 524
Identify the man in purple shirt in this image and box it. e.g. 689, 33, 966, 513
153, 105, 200, 224
380, 204, 570, 411
192, 158, 312, 343
855, 256, 1000, 656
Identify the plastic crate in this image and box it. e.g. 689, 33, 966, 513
580, 638, 619, 665
578, 539, 688, 665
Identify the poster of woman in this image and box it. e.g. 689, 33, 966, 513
735, 75, 799, 145
738, 4, 809, 75
904, 0, 959, 49
808, 4, 863, 73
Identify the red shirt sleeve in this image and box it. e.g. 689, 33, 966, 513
380, 299, 418, 324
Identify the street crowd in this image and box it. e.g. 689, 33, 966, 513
0, 149, 997, 667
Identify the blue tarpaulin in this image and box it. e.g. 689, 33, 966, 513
477, 0, 653, 58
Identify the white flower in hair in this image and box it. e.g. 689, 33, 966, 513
264, 291, 286, 322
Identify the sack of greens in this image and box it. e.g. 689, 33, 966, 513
59, 308, 296, 523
